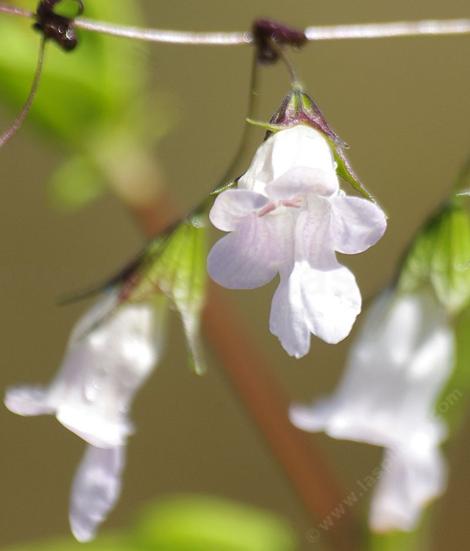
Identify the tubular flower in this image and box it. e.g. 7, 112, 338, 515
5, 291, 166, 541
208, 124, 386, 358
290, 290, 454, 532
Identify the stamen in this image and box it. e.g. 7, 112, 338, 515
257, 202, 278, 217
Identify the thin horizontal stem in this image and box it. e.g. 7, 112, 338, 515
1, 4, 469, 45
76, 17, 251, 45
0, 4, 32, 17
74, 17, 470, 45
304, 19, 470, 41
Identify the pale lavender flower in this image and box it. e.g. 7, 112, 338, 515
290, 290, 454, 531
208, 124, 386, 358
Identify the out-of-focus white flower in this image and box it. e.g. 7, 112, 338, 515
208, 125, 386, 358
6, 292, 164, 447
290, 290, 454, 532
70, 445, 125, 542
5, 291, 166, 541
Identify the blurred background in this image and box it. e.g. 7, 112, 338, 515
0, 0, 469, 549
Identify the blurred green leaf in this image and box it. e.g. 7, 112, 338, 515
52, 0, 83, 18
1, 535, 134, 551
368, 527, 429, 551
126, 216, 208, 375
0, 0, 147, 146
399, 200, 470, 315
0, 1, 175, 210
435, 306, 470, 432
1, 496, 296, 551
135, 495, 297, 551
47, 154, 106, 210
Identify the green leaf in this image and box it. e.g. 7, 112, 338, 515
0, 1, 176, 210
126, 216, 208, 375
399, 201, 470, 315
134, 495, 297, 551
0, 0, 147, 147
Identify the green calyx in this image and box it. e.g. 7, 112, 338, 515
122, 216, 208, 375
399, 197, 470, 316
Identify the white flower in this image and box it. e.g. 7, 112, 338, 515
6, 291, 165, 447
5, 291, 166, 540
208, 125, 386, 358
70, 445, 125, 542
290, 290, 454, 532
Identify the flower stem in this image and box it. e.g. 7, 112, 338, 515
0, 36, 45, 149
1, 4, 469, 45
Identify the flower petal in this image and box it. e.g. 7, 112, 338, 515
290, 291, 453, 448
70, 290, 119, 344
331, 195, 387, 254
290, 290, 453, 533
5, 295, 165, 449
5, 386, 53, 416
295, 199, 335, 269
53, 301, 162, 447
209, 189, 269, 232
239, 125, 336, 194
269, 271, 311, 358
70, 446, 125, 543
270, 125, 336, 181
296, 260, 361, 344
266, 166, 339, 201
370, 446, 446, 532
208, 213, 291, 289
270, 261, 361, 357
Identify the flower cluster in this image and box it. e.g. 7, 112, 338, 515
8, 79, 461, 545
208, 124, 387, 357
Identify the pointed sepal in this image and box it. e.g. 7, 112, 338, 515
121, 214, 208, 375
269, 86, 374, 201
